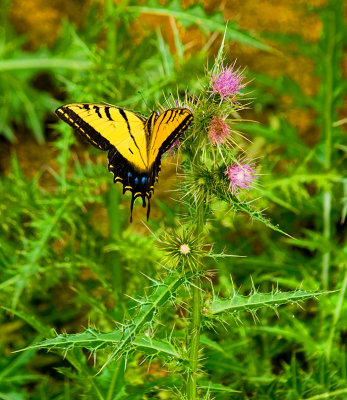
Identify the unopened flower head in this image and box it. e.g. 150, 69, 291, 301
211, 64, 245, 101
180, 244, 190, 254
208, 117, 230, 145
225, 160, 257, 196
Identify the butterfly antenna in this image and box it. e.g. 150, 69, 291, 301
138, 91, 152, 112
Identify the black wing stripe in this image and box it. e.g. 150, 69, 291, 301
105, 107, 112, 120
94, 105, 102, 119
151, 109, 182, 157
166, 109, 174, 124
156, 113, 193, 158
118, 108, 131, 134
145, 112, 158, 138
150, 110, 172, 151
118, 108, 147, 168
55, 106, 110, 151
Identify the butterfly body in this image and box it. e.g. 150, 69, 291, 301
55, 103, 193, 220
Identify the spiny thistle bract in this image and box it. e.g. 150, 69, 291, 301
158, 228, 207, 272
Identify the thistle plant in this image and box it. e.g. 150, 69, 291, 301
159, 47, 289, 398
18, 41, 331, 399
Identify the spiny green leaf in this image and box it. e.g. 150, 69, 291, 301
24, 330, 182, 360
208, 290, 330, 315
21, 272, 191, 368
216, 189, 291, 237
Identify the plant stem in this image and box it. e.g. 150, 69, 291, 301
186, 199, 205, 399
325, 268, 347, 361
106, 358, 124, 400
187, 278, 201, 399
107, 185, 123, 298
322, 191, 331, 289
321, 10, 335, 289
105, 0, 117, 64
68, 350, 105, 400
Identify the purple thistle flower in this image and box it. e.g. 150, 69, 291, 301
225, 161, 257, 196
211, 64, 245, 101
208, 117, 230, 145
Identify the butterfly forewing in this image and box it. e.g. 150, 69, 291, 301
148, 108, 193, 165
56, 103, 148, 171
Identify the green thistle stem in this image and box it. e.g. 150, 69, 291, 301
321, 10, 335, 289
322, 191, 331, 289
68, 350, 105, 400
107, 186, 123, 297
325, 268, 347, 361
105, 0, 117, 64
106, 358, 124, 400
186, 199, 204, 399
187, 278, 201, 399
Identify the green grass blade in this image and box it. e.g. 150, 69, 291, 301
0, 58, 93, 71
129, 3, 273, 52
2, 307, 54, 337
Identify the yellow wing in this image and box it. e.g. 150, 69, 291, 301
148, 108, 193, 166
55, 103, 148, 171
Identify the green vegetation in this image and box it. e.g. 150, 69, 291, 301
0, 0, 346, 399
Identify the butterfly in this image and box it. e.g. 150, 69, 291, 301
55, 103, 193, 221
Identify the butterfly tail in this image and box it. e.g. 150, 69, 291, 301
129, 192, 152, 222
140, 195, 151, 221
130, 194, 135, 223
147, 196, 151, 221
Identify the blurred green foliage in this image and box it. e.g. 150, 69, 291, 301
0, 0, 346, 399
